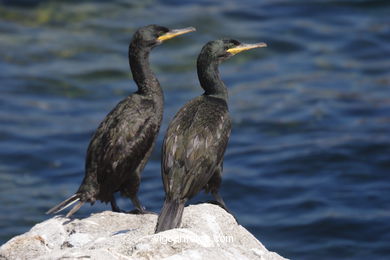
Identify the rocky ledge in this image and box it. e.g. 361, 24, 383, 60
0, 203, 287, 260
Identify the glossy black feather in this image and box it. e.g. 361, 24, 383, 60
162, 96, 231, 200
79, 95, 160, 202
47, 25, 169, 216
155, 39, 239, 232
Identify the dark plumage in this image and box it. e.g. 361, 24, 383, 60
155, 39, 267, 232
47, 24, 195, 217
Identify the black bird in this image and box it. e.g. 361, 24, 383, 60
155, 39, 267, 232
47, 25, 196, 217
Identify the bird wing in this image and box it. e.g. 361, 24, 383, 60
162, 96, 231, 200
85, 96, 158, 189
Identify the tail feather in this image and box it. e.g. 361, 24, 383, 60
46, 193, 83, 216
155, 198, 185, 233
66, 201, 85, 218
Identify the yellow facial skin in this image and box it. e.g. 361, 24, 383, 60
157, 27, 196, 42
226, 42, 267, 55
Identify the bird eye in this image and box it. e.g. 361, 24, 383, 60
226, 44, 235, 50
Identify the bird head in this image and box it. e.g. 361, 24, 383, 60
132, 24, 196, 48
199, 39, 267, 63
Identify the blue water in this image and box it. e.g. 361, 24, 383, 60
1, 0, 389, 259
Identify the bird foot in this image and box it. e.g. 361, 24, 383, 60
205, 200, 239, 224
127, 208, 157, 215
112, 208, 126, 213
206, 200, 228, 210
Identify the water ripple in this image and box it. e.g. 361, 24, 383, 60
1, 1, 389, 259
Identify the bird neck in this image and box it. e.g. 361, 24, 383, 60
129, 42, 162, 97
197, 58, 228, 100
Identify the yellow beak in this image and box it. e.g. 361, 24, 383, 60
157, 27, 196, 42
226, 42, 267, 55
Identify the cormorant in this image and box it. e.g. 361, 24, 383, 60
47, 25, 196, 217
155, 39, 267, 232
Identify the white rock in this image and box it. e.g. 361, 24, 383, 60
0, 204, 288, 260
